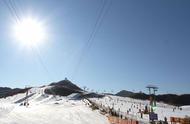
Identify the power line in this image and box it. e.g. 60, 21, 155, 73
8, 0, 21, 21
11, 0, 24, 17
72, 0, 106, 79
72, 0, 112, 79
2, 0, 20, 23
2, 0, 53, 82
86, 0, 112, 53
31, 46, 54, 81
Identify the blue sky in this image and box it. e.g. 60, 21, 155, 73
0, 0, 190, 94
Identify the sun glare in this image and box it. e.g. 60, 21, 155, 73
13, 17, 46, 47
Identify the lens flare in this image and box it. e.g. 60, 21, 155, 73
13, 17, 46, 47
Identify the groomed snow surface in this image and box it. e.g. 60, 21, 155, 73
0, 87, 190, 124
0, 87, 109, 124
90, 95, 190, 123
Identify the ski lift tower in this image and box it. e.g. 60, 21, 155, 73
146, 85, 158, 112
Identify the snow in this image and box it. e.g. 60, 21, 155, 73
1, 87, 190, 124
0, 87, 109, 124
90, 95, 190, 123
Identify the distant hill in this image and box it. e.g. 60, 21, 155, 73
0, 87, 30, 98
115, 90, 135, 97
115, 90, 190, 106
45, 78, 83, 96
49, 78, 81, 91
156, 94, 190, 106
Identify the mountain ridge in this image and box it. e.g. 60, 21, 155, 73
115, 90, 190, 106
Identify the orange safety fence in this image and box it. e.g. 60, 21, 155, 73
107, 116, 139, 124
170, 117, 190, 124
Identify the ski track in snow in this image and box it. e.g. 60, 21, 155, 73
0, 87, 190, 124
0, 87, 109, 124
90, 95, 190, 123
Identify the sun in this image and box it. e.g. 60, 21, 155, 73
13, 17, 46, 47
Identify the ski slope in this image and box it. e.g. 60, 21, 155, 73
0, 87, 109, 124
1, 87, 189, 124
90, 95, 190, 123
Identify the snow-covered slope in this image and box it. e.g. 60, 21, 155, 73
90, 95, 190, 123
0, 87, 109, 124
1, 86, 189, 124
